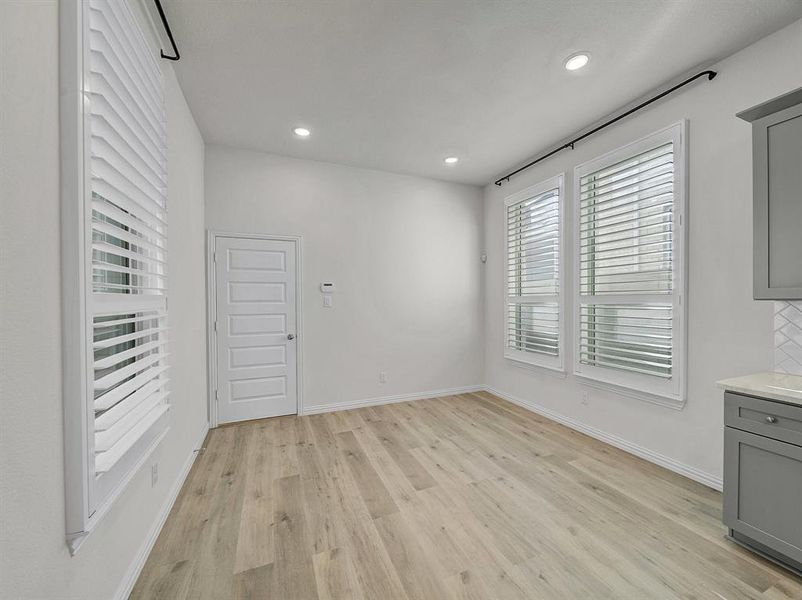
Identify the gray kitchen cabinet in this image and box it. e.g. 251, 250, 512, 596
737, 87, 802, 300
723, 391, 802, 574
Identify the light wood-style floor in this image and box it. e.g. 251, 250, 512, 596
132, 392, 802, 599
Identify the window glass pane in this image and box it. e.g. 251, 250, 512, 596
506, 180, 561, 362
507, 302, 559, 356
579, 142, 673, 296
507, 188, 559, 297
579, 303, 672, 378
91, 193, 167, 295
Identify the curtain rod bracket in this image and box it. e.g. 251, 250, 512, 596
494, 69, 717, 186
153, 0, 180, 61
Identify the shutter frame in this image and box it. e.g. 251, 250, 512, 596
504, 174, 565, 372
61, 0, 172, 554
87, 0, 169, 513
573, 122, 687, 407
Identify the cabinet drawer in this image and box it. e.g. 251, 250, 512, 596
723, 427, 802, 565
724, 392, 802, 446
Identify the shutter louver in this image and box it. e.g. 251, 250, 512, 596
506, 179, 562, 367
578, 141, 675, 379
88, 0, 169, 489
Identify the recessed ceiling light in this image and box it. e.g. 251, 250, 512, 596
293, 127, 311, 137
444, 156, 459, 164
564, 52, 590, 71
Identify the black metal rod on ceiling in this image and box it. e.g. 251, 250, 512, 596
153, 0, 180, 61
494, 69, 718, 186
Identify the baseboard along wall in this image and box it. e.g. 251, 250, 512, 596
301, 385, 486, 415
304, 383, 721, 490
484, 386, 723, 491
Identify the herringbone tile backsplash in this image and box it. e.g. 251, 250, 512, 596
775, 301, 802, 375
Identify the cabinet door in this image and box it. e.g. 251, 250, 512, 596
723, 427, 802, 563
753, 102, 802, 299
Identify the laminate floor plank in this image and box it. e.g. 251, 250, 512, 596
233, 421, 276, 574
324, 438, 410, 600
132, 394, 802, 599
312, 547, 365, 600
335, 429, 400, 519
294, 417, 340, 555
182, 425, 249, 600
272, 474, 320, 600
373, 511, 451, 600
363, 418, 437, 491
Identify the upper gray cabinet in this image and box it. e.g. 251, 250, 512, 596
738, 87, 802, 300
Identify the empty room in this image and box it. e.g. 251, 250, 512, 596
4, 0, 802, 598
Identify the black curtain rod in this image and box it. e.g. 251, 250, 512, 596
153, 0, 180, 61
494, 69, 717, 186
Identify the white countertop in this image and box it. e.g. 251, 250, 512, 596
717, 372, 802, 407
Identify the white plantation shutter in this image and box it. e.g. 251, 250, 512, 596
87, 0, 169, 507
574, 124, 685, 404
505, 175, 564, 370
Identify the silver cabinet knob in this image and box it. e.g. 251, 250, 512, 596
287, 333, 295, 340
765, 415, 777, 424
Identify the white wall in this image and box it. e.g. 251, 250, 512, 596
0, 2, 797, 596
205, 146, 484, 411
0, 2, 208, 598
483, 18, 802, 487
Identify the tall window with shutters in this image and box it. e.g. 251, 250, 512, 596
573, 123, 686, 405
62, 0, 168, 551
505, 175, 564, 371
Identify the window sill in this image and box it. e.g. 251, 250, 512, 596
67, 424, 170, 555
575, 375, 686, 410
504, 354, 567, 379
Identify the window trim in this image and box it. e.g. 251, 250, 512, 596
503, 174, 566, 373
61, 0, 92, 555
572, 121, 687, 407
60, 0, 168, 554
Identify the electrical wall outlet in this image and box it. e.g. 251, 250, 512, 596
151, 463, 159, 487
581, 391, 589, 406
379, 371, 387, 384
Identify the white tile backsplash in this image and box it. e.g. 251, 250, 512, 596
775, 301, 802, 375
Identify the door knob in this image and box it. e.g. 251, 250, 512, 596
765, 415, 777, 424
287, 333, 295, 340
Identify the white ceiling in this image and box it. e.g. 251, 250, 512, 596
165, 0, 802, 186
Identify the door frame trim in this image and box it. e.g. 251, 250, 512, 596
206, 230, 304, 428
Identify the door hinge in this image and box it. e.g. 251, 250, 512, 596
215, 389, 219, 403
213, 320, 217, 332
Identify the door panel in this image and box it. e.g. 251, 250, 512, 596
214, 236, 297, 423
723, 427, 802, 565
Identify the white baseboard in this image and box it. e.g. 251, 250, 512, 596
114, 421, 210, 600
484, 386, 723, 491
301, 385, 485, 415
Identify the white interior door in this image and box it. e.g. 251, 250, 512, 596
214, 236, 297, 424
